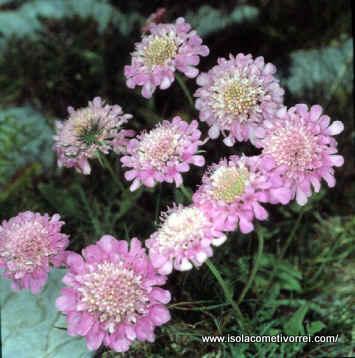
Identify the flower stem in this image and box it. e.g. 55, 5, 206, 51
175, 73, 194, 110
237, 230, 264, 304
155, 183, 162, 223
206, 259, 247, 331
280, 209, 304, 258
100, 154, 124, 191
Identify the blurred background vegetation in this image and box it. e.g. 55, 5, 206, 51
0, 0, 353, 357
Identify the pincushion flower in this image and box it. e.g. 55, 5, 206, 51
194, 53, 284, 146
193, 155, 291, 234
146, 205, 227, 275
54, 97, 133, 175
0, 211, 69, 293
56, 236, 171, 353
124, 17, 209, 98
121, 116, 205, 191
256, 104, 344, 205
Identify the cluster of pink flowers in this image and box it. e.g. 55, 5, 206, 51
146, 205, 226, 274
1, 14, 345, 356
0, 211, 69, 293
194, 53, 284, 146
121, 116, 205, 191
193, 155, 291, 234
256, 104, 344, 205
54, 97, 134, 175
56, 236, 170, 352
124, 17, 209, 98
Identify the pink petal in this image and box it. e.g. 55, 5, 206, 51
150, 287, 171, 304
149, 305, 171, 326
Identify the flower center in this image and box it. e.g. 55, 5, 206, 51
210, 166, 249, 203
156, 207, 208, 251
0, 221, 51, 273
222, 80, 260, 116
78, 262, 148, 329
138, 126, 182, 169
72, 109, 103, 146
144, 35, 177, 67
263, 126, 317, 177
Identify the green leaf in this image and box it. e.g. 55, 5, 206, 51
0, 269, 92, 357
186, 5, 259, 37
0, 106, 54, 190
0, 0, 142, 47
283, 37, 353, 100
283, 304, 309, 336
307, 321, 326, 335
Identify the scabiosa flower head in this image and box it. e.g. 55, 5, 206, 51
256, 104, 344, 205
194, 53, 284, 146
193, 155, 291, 234
146, 205, 226, 275
54, 97, 133, 175
56, 236, 171, 353
124, 17, 209, 98
121, 116, 205, 191
0, 211, 69, 293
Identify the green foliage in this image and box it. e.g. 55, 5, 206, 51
0, 0, 142, 47
0, 269, 92, 357
0, 106, 53, 196
284, 37, 353, 101
186, 5, 259, 37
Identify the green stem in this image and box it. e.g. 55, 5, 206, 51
262, 209, 305, 296
280, 209, 304, 258
175, 73, 194, 109
238, 230, 264, 304
205, 259, 247, 331
100, 155, 124, 191
77, 186, 101, 236
155, 184, 162, 222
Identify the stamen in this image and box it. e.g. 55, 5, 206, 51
78, 261, 148, 328
144, 35, 177, 67
156, 207, 208, 250
210, 166, 249, 203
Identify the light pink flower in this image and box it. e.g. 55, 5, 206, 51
121, 116, 205, 191
0, 211, 69, 293
256, 104, 344, 205
124, 17, 209, 98
146, 205, 227, 275
54, 97, 133, 175
194, 53, 284, 146
193, 155, 291, 234
56, 236, 171, 353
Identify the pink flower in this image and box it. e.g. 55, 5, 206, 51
146, 205, 227, 275
56, 236, 171, 353
194, 53, 284, 146
193, 155, 291, 234
256, 104, 344, 205
121, 116, 205, 191
124, 17, 209, 98
0, 211, 69, 294
54, 97, 133, 175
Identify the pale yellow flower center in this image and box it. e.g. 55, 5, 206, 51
210, 166, 249, 203
223, 80, 259, 116
144, 35, 177, 66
